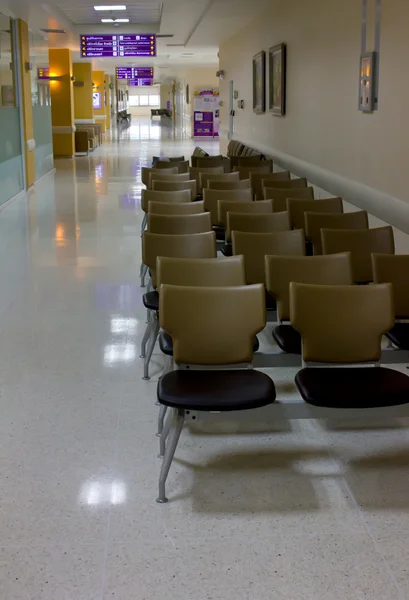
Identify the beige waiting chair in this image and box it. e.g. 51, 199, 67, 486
287, 197, 343, 230
251, 171, 291, 200
305, 211, 369, 255
150, 172, 190, 188
147, 213, 212, 235
201, 171, 240, 190
155, 254, 248, 434
191, 154, 222, 168
218, 199, 273, 229
237, 163, 273, 180
264, 186, 314, 212
155, 160, 189, 173
141, 231, 217, 379
372, 254, 409, 350
227, 211, 290, 241
148, 201, 205, 216
203, 188, 253, 226
321, 226, 395, 283
152, 179, 198, 200
142, 166, 177, 188
266, 253, 353, 355
190, 167, 224, 192
197, 157, 231, 172
156, 282, 276, 502
290, 282, 409, 409
232, 230, 305, 285
208, 179, 252, 190
141, 189, 192, 240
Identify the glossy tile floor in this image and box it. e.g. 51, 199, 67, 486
1, 117, 409, 599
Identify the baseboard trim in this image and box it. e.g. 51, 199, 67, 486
233, 135, 409, 235
34, 168, 56, 187
0, 189, 26, 213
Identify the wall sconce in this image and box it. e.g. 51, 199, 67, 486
216, 69, 225, 80
49, 75, 62, 81
74, 81, 85, 87
71, 76, 76, 82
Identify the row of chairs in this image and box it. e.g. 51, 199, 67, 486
138, 151, 409, 503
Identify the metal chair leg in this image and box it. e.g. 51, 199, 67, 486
140, 311, 152, 358
141, 213, 147, 235
157, 409, 185, 503
142, 313, 160, 380
140, 263, 148, 288
158, 407, 173, 456
156, 404, 168, 437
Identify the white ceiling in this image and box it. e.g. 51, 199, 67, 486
0, 0, 271, 79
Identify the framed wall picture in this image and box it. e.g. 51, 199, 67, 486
269, 43, 286, 116
253, 51, 266, 114
359, 51, 375, 112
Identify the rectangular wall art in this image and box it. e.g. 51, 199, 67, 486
253, 51, 266, 114
269, 43, 286, 116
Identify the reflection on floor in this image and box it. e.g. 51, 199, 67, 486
0, 117, 408, 599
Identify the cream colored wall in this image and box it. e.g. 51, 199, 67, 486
219, 0, 409, 204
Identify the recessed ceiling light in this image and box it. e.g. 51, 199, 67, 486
101, 18, 129, 22
94, 5, 127, 10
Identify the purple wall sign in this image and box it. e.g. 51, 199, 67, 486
128, 79, 153, 86
37, 67, 49, 80
80, 34, 156, 58
116, 67, 153, 80
193, 111, 214, 137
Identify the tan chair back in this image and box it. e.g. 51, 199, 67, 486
251, 171, 291, 200
157, 255, 246, 287
372, 254, 409, 318
288, 197, 343, 230
219, 199, 272, 228
201, 171, 239, 190
237, 163, 272, 180
191, 154, 222, 168
152, 179, 197, 200
264, 186, 314, 212
264, 177, 308, 190
227, 211, 290, 243
155, 160, 189, 173
149, 172, 190, 188
203, 188, 253, 225
142, 189, 191, 213
197, 157, 231, 172
189, 166, 224, 192
159, 284, 266, 365
148, 201, 205, 216
306, 211, 369, 255
142, 231, 216, 288
142, 166, 177, 188
208, 179, 251, 190
148, 212, 212, 235
321, 226, 395, 283
232, 230, 306, 284
290, 282, 394, 363
266, 253, 353, 321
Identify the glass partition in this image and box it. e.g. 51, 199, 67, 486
29, 31, 53, 181
0, 15, 24, 205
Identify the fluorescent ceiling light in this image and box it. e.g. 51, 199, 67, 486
101, 18, 129, 22
94, 5, 127, 10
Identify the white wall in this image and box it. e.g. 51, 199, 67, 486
218, 0, 409, 228
172, 67, 219, 136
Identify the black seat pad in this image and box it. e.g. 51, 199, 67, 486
387, 323, 409, 350
220, 244, 233, 257
273, 325, 302, 354
158, 369, 276, 411
213, 225, 225, 241
266, 292, 276, 311
143, 291, 159, 311
159, 332, 260, 356
296, 367, 409, 409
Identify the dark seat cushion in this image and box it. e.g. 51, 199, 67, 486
387, 323, 409, 350
220, 243, 233, 257
143, 291, 159, 311
266, 292, 276, 311
158, 369, 276, 411
159, 332, 260, 356
212, 225, 225, 241
273, 325, 302, 354
296, 367, 409, 409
